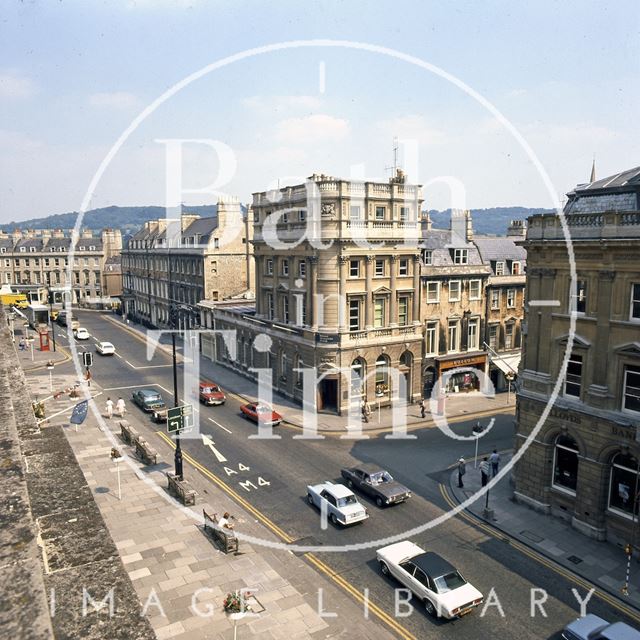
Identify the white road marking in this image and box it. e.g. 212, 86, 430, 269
207, 417, 232, 434
115, 353, 123, 359
201, 433, 227, 462
124, 359, 172, 370
103, 384, 154, 391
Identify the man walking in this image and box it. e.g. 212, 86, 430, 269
420, 398, 427, 419
361, 399, 371, 424
105, 397, 114, 419
457, 458, 466, 488
116, 397, 126, 418
489, 449, 501, 477
480, 456, 490, 487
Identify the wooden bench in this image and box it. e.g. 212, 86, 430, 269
203, 508, 238, 553
167, 472, 197, 506
135, 438, 158, 465
119, 421, 139, 445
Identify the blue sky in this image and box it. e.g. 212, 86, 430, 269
0, 0, 638, 222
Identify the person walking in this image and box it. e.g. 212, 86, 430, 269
480, 456, 490, 487
420, 398, 427, 419
457, 457, 466, 488
489, 449, 501, 477
116, 397, 126, 418
105, 397, 114, 419
361, 399, 371, 424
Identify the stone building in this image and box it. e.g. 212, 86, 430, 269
121, 199, 252, 329
103, 256, 122, 300
202, 172, 425, 414
419, 210, 492, 397
514, 166, 640, 546
0, 227, 122, 305
474, 221, 527, 391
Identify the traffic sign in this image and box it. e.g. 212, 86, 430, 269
82, 351, 93, 367
167, 404, 194, 434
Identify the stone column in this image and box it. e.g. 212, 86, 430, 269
593, 271, 615, 389
338, 255, 348, 331
536, 268, 556, 373
412, 254, 420, 323
523, 268, 543, 372
365, 255, 373, 329
310, 256, 318, 330
389, 255, 397, 326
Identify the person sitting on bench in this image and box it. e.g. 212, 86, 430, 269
218, 512, 234, 529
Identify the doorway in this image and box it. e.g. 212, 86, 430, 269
318, 378, 338, 413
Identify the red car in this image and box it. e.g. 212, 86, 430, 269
199, 381, 226, 406
240, 403, 282, 426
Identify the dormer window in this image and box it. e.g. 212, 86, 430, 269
89, 245, 96, 251
512, 261, 521, 275
29, 246, 36, 253
0, 247, 5, 254
19, 247, 25, 253
495, 261, 505, 276
79, 246, 86, 251
453, 249, 468, 265
421, 249, 432, 265
299, 210, 306, 222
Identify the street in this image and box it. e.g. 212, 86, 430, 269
56, 310, 639, 639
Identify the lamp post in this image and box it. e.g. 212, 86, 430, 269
46, 360, 54, 392
170, 305, 184, 481
48, 292, 56, 352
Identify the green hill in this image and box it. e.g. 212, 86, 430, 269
429, 207, 554, 235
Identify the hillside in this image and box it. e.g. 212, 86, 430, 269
1, 204, 553, 237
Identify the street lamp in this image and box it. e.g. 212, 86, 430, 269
169, 305, 184, 481
505, 371, 516, 404
46, 360, 54, 392
48, 292, 56, 352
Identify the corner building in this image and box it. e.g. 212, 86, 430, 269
210, 172, 424, 415
514, 166, 640, 545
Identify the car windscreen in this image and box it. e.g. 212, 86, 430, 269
201, 386, 219, 393
336, 495, 357, 507
433, 571, 467, 593
145, 394, 161, 401
370, 471, 393, 484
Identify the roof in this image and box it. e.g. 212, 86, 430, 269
473, 236, 527, 262
575, 165, 640, 192
420, 230, 485, 267
353, 463, 385, 474
565, 165, 640, 214
412, 552, 456, 577
325, 483, 354, 499
182, 216, 218, 241
75, 238, 102, 250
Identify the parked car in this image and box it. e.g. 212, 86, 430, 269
562, 615, 640, 640
341, 464, 411, 507
95, 341, 115, 355
132, 388, 166, 413
306, 481, 369, 526
240, 403, 282, 426
152, 407, 168, 423
376, 540, 483, 619
199, 381, 226, 405
75, 327, 90, 340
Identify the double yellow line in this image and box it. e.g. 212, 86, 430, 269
156, 430, 416, 639
439, 484, 640, 624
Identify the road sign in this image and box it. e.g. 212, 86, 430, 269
167, 404, 194, 434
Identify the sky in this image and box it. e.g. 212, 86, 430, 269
0, 0, 638, 223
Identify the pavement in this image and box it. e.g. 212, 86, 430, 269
105, 313, 517, 434
449, 452, 640, 612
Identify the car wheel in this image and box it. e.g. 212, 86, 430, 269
307, 493, 314, 505
376, 496, 384, 508
380, 561, 390, 577
330, 513, 338, 526
424, 599, 437, 617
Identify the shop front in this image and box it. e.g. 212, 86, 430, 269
436, 353, 487, 394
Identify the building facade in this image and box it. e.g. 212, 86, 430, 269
0, 227, 122, 305
514, 166, 640, 546
121, 200, 251, 329
202, 172, 425, 414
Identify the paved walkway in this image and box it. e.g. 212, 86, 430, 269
22, 362, 395, 640
449, 452, 640, 612
106, 314, 516, 433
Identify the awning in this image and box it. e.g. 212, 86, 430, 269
490, 353, 521, 377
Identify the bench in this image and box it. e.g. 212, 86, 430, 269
203, 508, 238, 553
135, 438, 158, 465
119, 421, 139, 445
167, 472, 197, 506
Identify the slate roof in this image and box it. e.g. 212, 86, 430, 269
574, 166, 640, 192
421, 230, 485, 267
46, 237, 72, 250
182, 216, 218, 243
75, 238, 103, 250
565, 165, 640, 214
473, 236, 527, 263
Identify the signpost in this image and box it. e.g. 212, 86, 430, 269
167, 404, 194, 435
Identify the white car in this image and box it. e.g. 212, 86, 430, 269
376, 541, 483, 619
75, 327, 90, 340
95, 341, 115, 355
306, 481, 369, 526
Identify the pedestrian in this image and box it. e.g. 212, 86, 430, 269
116, 397, 126, 418
361, 399, 371, 424
480, 456, 490, 487
105, 397, 113, 419
218, 512, 234, 530
473, 420, 483, 434
420, 398, 427, 419
19, 337, 26, 351
457, 457, 466, 488
489, 449, 501, 477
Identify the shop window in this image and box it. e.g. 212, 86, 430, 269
564, 352, 583, 398
553, 435, 579, 494
350, 358, 365, 398
609, 453, 640, 518
623, 365, 640, 414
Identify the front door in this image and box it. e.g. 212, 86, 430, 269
318, 378, 338, 413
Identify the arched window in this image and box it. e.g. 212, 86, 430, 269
399, 351, 412, 368
375, 354, 390, 397
552, 435, 579, 494
351, 358, 366, 398
609, 453, 640, 518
